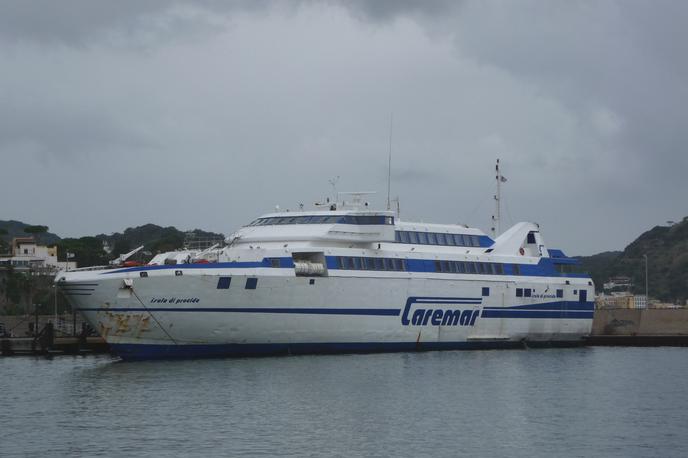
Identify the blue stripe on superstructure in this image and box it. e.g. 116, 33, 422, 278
76, 307, 402, 316
102, 261, 267, 274
103, 256, 590, 279
478, 235, 494, 247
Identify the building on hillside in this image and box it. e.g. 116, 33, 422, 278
0, 237, 76, 273
603, 276, 633, 294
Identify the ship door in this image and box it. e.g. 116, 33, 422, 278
579, 289, 587, 303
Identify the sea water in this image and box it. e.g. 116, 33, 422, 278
1, 347, 687, 457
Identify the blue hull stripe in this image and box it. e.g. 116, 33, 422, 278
77, 300, 592, 318
481, 310, 593, 319
484, 301, 595, 311
77, 307, 402, 316
110, 340, 586, 361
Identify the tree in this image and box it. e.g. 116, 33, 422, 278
23, 225, 49, 234
57, 237, 109, 267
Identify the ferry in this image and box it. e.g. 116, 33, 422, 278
56, 194, 594, 361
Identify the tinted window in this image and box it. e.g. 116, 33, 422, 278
445, 234, 455, 246
482, 287, 490, 297
352, 257, 362, 270
245, 278, 258, 289
418, 232, 428, 244
527, 232, 536, 244
428, 233, 438, 245
556, 289, 564, 298
516, 288, 523, 297
524, 288, 532, 297
437, 233, 447, 245
400, 231, 410, 243
409, 232, 419, 244
217, 277, 231, 289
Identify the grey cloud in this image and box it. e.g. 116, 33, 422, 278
0, 0, 282, 47
1, 1, 687, 256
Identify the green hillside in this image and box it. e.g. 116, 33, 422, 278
579, 217, 688, 303
0, 220, 61, 251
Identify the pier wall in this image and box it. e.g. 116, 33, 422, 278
592, 308, 688, 336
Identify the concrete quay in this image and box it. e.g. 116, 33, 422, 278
587, 307, 688, 346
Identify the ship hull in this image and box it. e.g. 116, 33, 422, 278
60, 268, 593, 361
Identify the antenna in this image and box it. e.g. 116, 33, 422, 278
491, 158, 508, 238
386, 113, 393, 210
328, 176, 340, 202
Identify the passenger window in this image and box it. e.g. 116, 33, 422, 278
373, 258, 384, 270
400, 231, 410, 244
395, 231, 402, 242
556, 289, 564, 298
516, 288, 523, 297
409, 232, 419, 244
527, 232, 536, 244
428, 233, 438, 245
418, 232, 428, 244
437, 233, 446, 245
245, 278, 258, 289
482, 287, 490, 297
524, 289, 532, 297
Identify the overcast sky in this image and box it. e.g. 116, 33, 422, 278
2, 0, 687, 255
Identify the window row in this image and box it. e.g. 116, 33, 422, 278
434, 260, 505, 275
216, 277, 258, 290
515, 288, 564, 298
395, 231, 482, 247
248, 215, 394, 226
336, 256, 408, 272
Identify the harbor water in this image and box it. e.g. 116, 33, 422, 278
2, 347, 687, 457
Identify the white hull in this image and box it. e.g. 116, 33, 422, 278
62, 267, 593, 360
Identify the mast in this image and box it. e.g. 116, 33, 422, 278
386, 113, 393, 210
491, 159, 505, 238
